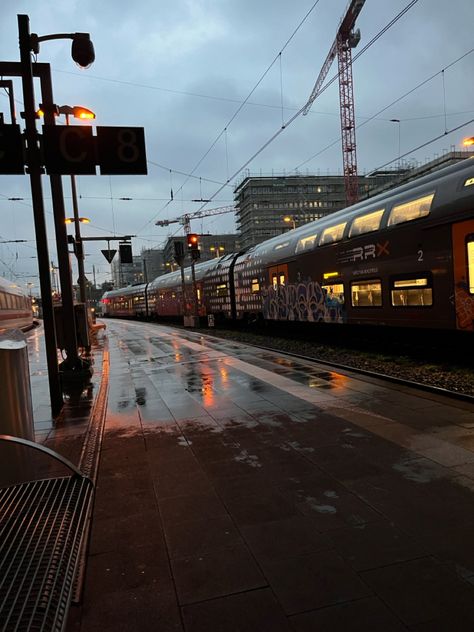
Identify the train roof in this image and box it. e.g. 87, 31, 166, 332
102, 283, 147, 300
148, 254, 233, 290
0, 277, 27, 297
236, 157, 474, 264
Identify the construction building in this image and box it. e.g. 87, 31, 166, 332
234, 172, 401, 248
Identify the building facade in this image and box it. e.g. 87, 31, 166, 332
234, 173, 404, 248
141, 248, 166, 282
111, 255, 144, 288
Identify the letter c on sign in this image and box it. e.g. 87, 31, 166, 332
59, 128, 87, 163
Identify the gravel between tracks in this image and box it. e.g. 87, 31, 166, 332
197, 327, 474, 398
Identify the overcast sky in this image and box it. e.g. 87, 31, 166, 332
1, 0, 473, 289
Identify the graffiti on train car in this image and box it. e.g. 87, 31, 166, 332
454, 281, 474, 331
263, 280, 344, 323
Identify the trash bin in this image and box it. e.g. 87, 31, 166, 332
0, 329, 34, 441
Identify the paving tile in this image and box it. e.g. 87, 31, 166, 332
159, 491, 228, 528
181, 588, 292, 632
165, 515, 243, 559
327, 522, 426, 571
260, 549, 371, 615
290, 596, 407, 631
170, 543, 266, 605
361, 556, 474, 626
241, 515, 331, 562
223, 487, 298, 526
85, 543, 174, 595
78, 585, 182, 632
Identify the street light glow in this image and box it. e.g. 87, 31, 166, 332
37, 105, 96, 121
463, 137, 474, 147
65, 217, 90, 224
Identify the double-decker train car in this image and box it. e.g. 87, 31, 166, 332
102, 158, 474, 333
0, 277, 34, 333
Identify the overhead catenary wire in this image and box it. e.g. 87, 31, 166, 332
189, 0, 424, 213
293, 48, 474, 171
136, 0, 324, 235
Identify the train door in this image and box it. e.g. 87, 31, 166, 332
452, 219, 474, 331
268, 264, 288, 291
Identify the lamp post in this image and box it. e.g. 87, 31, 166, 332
390, 119, 401, 168
62, 105, 94, 306
17, 14, 95, 413
38, 105, 95, 304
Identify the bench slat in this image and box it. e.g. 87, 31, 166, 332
0, 476, 93, 632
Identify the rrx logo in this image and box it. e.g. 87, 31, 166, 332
338, 241, 390, 264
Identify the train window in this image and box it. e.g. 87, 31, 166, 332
322, 283, 345, 305
279, 273, 286, 287
320, 222, 346, 245
391, 277, 433, 307
251, 279, 260, 293
468, 237, 474, 294
216, 283, 227, 297
295, 234, 317, 253
274, 241, 290, 250
351, 280, 382, 307
349, 209, 384, 237
388, 193, 434, 227
0, 293, 5, 309
272, 274, 278, 290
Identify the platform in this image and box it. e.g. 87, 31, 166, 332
22, 321, 474, 630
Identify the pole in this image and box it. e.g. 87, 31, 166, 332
64, 113, 87, 305
191, 259, 199, 320
39, 67, 82, 370
180, 263, 187, 317
17, 14, 62, 416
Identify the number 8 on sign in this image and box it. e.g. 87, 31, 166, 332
96, 126, 147, 175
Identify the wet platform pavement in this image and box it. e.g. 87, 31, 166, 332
25, 320, 474, 630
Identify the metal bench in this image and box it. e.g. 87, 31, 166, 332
0, 435, 94, 632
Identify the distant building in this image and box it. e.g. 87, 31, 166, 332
141, 248, 165, 282
111, 255, 143, 288
368, 150, 474, 196
234, 173, 401, 248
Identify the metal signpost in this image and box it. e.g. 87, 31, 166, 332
0, 14, 147, 416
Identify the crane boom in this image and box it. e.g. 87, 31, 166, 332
303, 0, 365, 207
155, 205, 236, 234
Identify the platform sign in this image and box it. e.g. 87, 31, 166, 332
119, 243, 133, 263
0, 124, 24, 174
42, 125, 96, 175
96, 127, 147, 175
101, 249, 117, 263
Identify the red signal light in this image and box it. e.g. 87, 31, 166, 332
187, 233, 199, 248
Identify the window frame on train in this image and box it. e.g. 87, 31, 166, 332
390, 274, 434, 307
348, 208, 385, 238
387, 193, 434, 227
350, 279, 383, 307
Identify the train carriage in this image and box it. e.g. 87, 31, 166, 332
102, 283, 148, 319
232, 157, 474, 331
101, 158, 474, 335
0, 277, 33, 332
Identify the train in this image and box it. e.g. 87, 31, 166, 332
102, 158, 474, 334
0, 277, 34, 333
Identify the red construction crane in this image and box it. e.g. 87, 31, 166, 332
303, 0, 366, 207
155, 205, 236, 234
